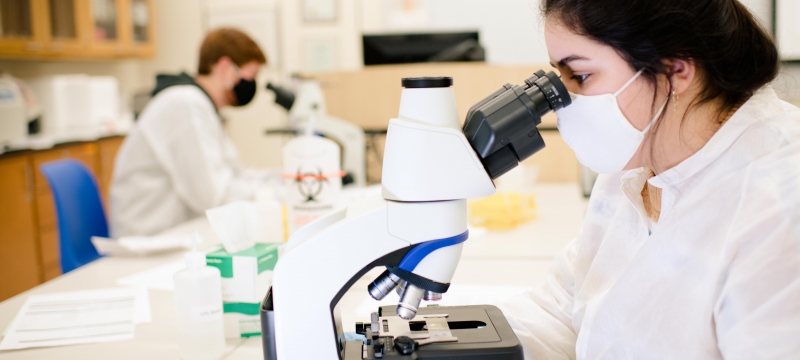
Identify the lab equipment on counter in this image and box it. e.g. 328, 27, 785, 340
261, 70, 570, 359
469, 164, 539, 230
282, 133, 343, 235
266, 79, 366, 187
0, 75, 39, 145
173, 233, 225, 360
29, 75, 121, 136
205, 201, 284, 338
255, 188, 287, 243
469, 192, 537, 230
206, 243, 280, 338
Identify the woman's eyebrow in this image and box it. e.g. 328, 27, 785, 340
550, 55, 590, 68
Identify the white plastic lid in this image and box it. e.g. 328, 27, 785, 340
184, 231, 206, 270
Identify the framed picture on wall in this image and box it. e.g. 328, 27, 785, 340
302, 0, 337, 23
775, 0, 800, 61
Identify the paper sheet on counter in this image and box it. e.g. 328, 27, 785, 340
91, 234, 194, 256
0, 287, 150, 351
116, 260, 184, 291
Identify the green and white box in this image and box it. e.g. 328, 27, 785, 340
206, 242, 280, 338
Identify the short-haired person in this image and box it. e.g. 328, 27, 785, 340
500, 0, 800, 358
111, 28, 276, 237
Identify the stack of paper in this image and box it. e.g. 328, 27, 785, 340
0, 287, 150, 351
91, 234, 195, 256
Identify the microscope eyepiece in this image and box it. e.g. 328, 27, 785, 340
265, 82, 296, 111
401, 77, 453, 88
463, 70, 572, 179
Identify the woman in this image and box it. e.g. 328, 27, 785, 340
501, 0, 800, 358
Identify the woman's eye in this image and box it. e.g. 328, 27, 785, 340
571, 74, 589, 85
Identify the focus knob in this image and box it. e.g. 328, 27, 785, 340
394, 336, 418, 355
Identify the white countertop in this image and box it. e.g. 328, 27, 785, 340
0, 119, 132, 155
0, 183, 588, 359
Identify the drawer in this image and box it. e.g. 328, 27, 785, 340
39, 228, 61, 269
36, 190, 57, 230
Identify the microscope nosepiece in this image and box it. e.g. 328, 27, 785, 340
368, 270, 402, 301
397, 284, 425, 320
423, 291, 442, 301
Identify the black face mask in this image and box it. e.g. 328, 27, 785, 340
233, 78, 257, 106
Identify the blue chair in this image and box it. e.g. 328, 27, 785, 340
40, 159, 106, 273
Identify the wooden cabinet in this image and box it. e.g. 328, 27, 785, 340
0, 0, 154, 60
0, 0, 47, 57
0, 136, 125, 301
0, 153, 42, 301
96, 136, 124, 206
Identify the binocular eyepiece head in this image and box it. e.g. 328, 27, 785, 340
463, 70, 571, 179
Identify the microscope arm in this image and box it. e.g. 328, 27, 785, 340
271, 197, 468, 359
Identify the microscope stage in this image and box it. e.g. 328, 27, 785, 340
346, 304, 523, 359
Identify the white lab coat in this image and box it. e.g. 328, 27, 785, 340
110, 85, 275, 237
501, 86, 800, 359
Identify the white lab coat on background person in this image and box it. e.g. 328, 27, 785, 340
500, 86, 800, 359
110, 79, 276, 237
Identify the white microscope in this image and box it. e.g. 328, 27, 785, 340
261, 71, 570, 359
266, 79, 367, 187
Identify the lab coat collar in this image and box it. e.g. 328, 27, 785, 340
647, 86, 781, 189
620, 168, 654, 232
617, 86, 782, 229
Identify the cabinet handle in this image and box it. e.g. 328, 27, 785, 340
24, 163, 34, 202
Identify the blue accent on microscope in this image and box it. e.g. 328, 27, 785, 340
398, 230, 469, 272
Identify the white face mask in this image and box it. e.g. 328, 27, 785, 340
555, 69, 666, 173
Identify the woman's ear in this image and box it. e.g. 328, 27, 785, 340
663, 58, 696, 95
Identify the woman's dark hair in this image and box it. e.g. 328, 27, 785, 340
543, 0, 779, 167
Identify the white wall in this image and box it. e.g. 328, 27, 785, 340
359, 0, 548, 65
427, 0, 548, 65
357, 0, 800, 100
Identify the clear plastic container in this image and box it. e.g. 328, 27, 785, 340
173, 233, 225, 360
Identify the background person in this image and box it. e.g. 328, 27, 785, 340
110, 28, 276, 237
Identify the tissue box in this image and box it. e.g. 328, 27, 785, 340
206, 243, 280, 338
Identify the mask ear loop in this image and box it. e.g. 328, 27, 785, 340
641, 100, 667, 134
227, 62, 242, 89
613, 69, 645, 97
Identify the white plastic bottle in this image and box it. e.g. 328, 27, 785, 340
255, 188, 286, 243
173, 232, 225, 360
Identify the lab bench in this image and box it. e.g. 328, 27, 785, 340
0, 135, 125, 302
0, 184, 588, 359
